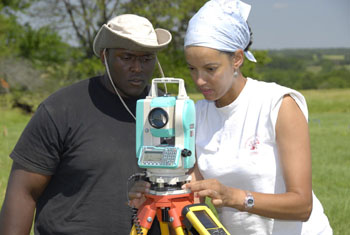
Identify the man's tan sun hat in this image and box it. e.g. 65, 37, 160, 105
93, 14, 172, 57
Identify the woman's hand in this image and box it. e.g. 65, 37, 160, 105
183, 179, 243, 208
128, 180, 151, 208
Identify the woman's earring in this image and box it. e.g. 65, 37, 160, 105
233, 70, 238, 78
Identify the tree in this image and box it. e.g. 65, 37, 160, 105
23, 0, 125, 58
20, 0, 208, 58
0, 14, 22, 56
0, 0, 33, 11
18, 24, 71, 65
122, 0, 206, 50
0, 0, 35, 57
2, 0, 271, 93
242, 50, 271, 80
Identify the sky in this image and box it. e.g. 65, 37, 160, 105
241, 0, 350, 50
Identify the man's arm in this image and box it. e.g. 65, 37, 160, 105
0, 162, 51, 235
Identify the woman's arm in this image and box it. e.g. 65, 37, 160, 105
184, 95, 313, 221
246, 95, 313, 220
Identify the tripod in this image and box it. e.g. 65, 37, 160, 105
130, 189, 194, 235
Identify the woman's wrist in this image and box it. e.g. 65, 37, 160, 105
225, 187, 246, 210
244, 191, 255, 210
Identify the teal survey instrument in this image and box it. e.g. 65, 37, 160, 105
131, 78, 229, 235
136, 78, 195, 185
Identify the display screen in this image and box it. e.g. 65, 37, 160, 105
143, 151, 163, 162
193, 210, 218, 229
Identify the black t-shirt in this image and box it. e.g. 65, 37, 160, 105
10, 76, 160, 234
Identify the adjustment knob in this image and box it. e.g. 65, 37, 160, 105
181, 149, 192, 157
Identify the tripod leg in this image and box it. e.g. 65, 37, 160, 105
174, 227, 185, 235
130, 224, 149, 235
159, 223, 185, 235
159, 220, 170, 235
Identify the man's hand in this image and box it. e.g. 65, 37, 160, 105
128, 180, 151, 208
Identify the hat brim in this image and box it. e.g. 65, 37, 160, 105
93, 24, 172, 57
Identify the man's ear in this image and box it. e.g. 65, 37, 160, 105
233, 49, 244, 69
100, 49, 106, 64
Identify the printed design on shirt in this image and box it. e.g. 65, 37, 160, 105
245, 135, 260, 152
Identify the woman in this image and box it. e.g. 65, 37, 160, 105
182, 0, 332, 234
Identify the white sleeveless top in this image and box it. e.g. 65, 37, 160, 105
195, 78, 332, 234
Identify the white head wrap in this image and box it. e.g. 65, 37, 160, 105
184, 0, 257, 62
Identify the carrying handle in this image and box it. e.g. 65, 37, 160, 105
148, 78, 188, 99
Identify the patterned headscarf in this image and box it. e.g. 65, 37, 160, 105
184, 0, 257, 62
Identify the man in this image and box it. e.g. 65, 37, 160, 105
0, 14, 171, 234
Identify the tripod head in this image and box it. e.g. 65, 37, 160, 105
136, 78, 196, 190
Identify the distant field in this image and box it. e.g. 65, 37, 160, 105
1, 88, 349, 234
302, 88, 350, 113
308, 111, 350, 234
322, 54, 345, 60
304, 89, 350, 234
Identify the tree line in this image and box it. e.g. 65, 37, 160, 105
0, 0, 349, 112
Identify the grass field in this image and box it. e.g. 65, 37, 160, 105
305, 88, 350, 234
1, 89, 349, 234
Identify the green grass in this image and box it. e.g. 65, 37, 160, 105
308, 112, 350, 234
1, 89, 349, 234
302, 89, 350, 113
303, 87, 350, 233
